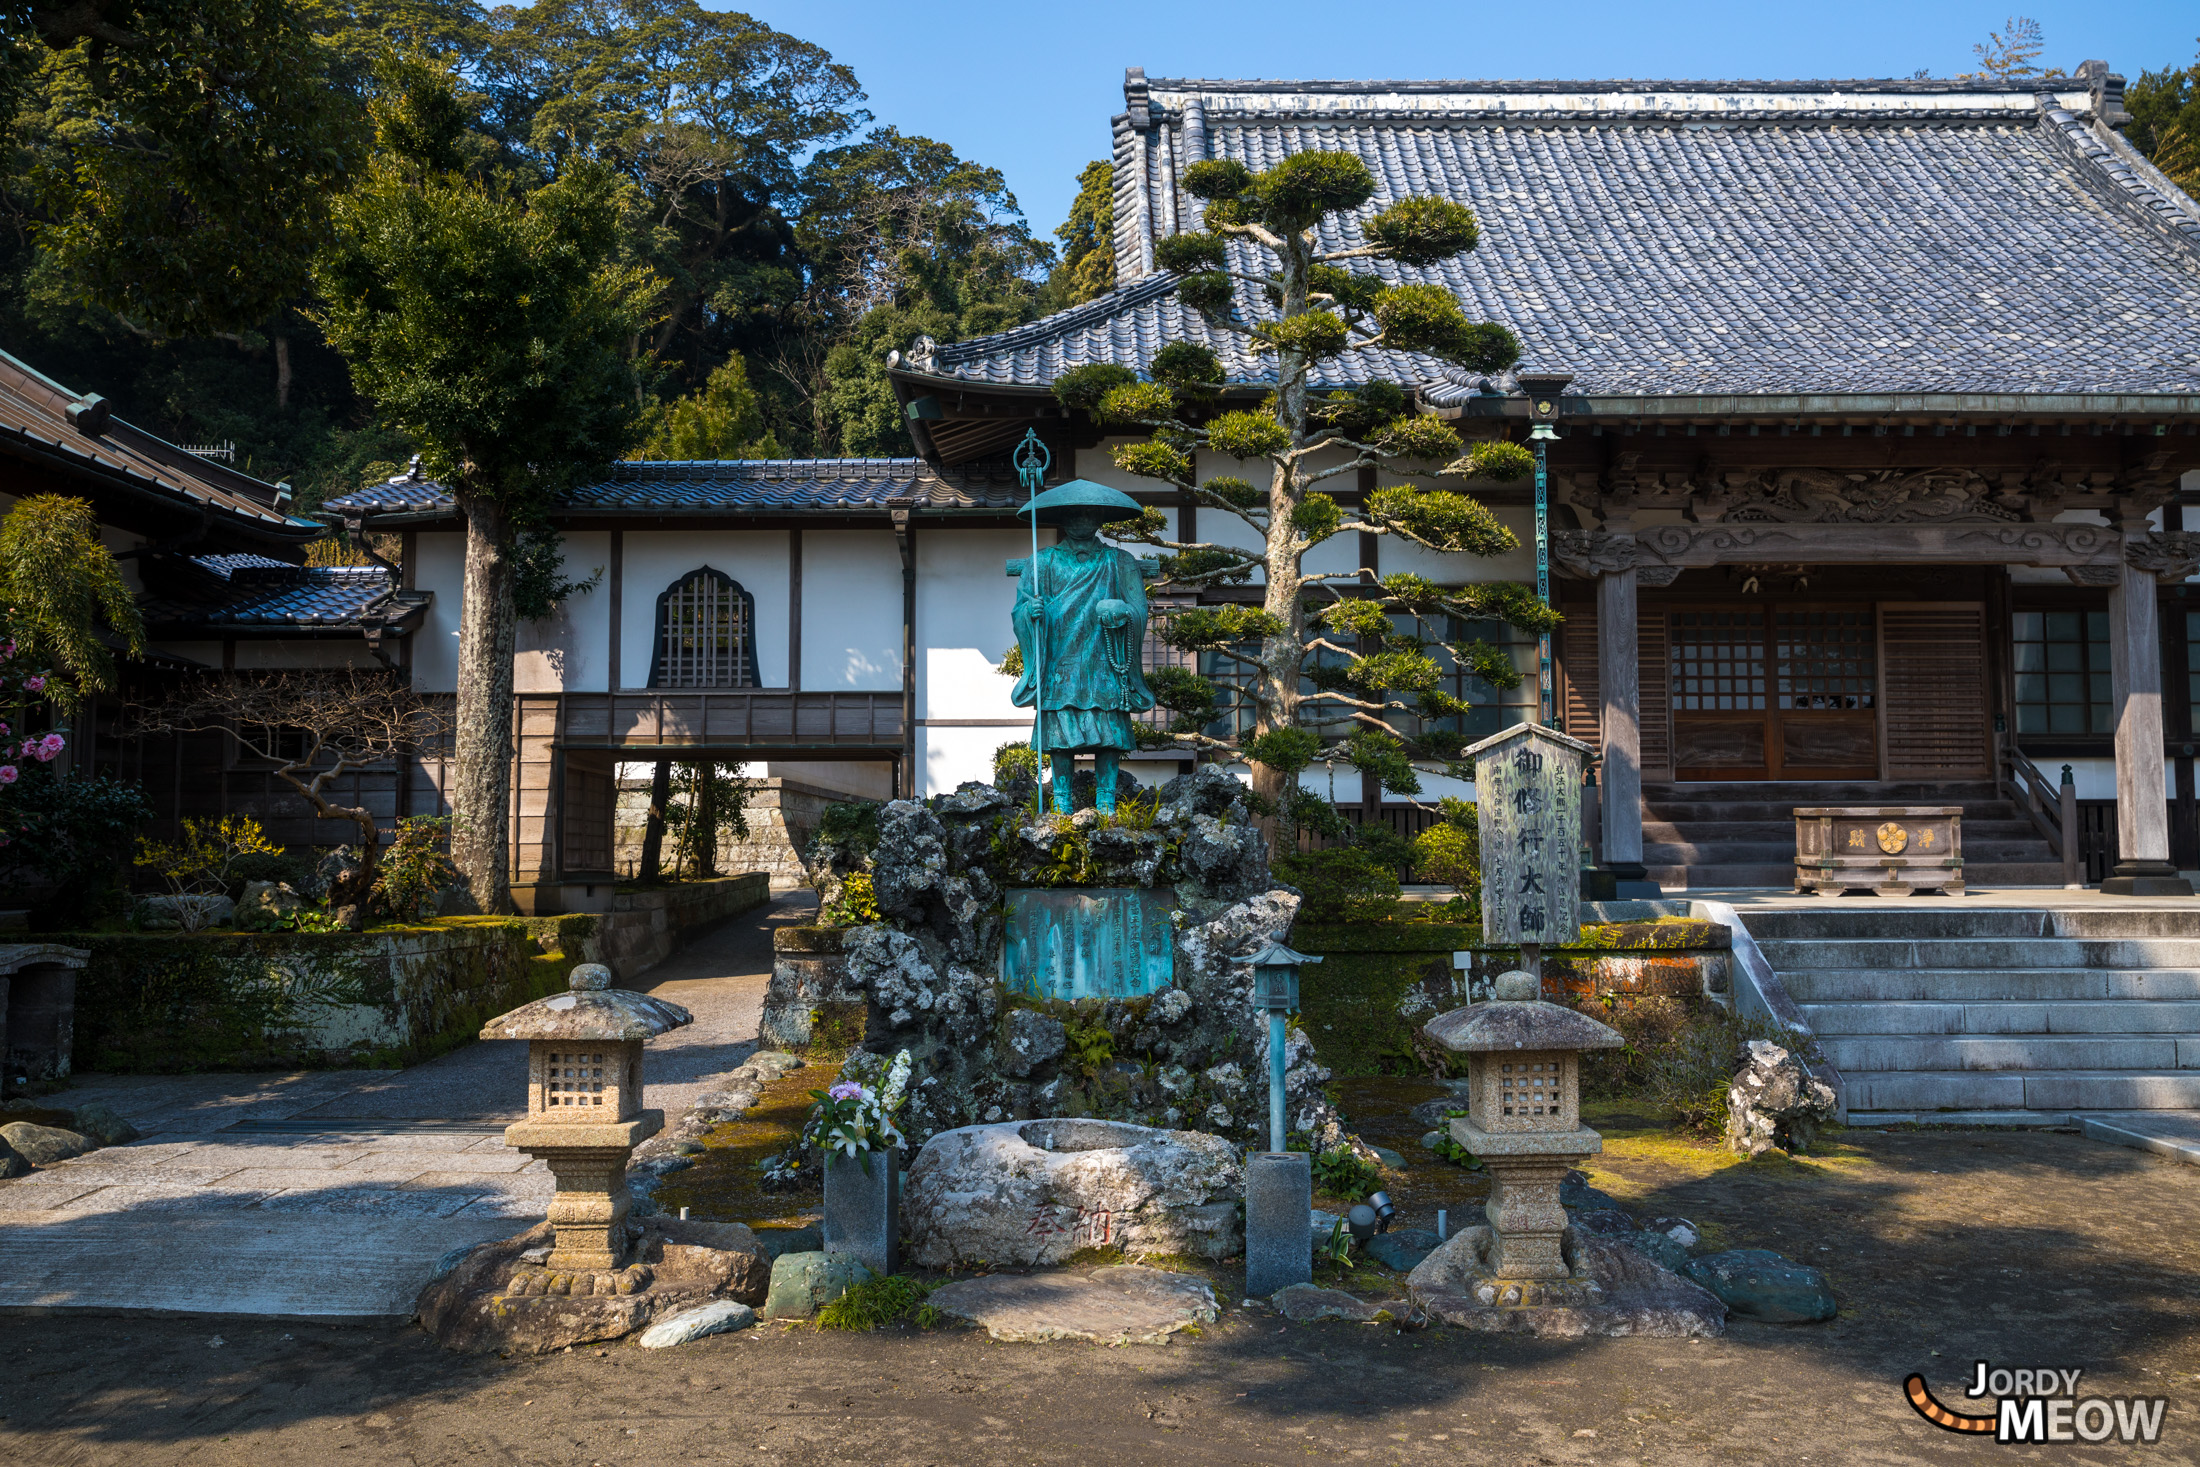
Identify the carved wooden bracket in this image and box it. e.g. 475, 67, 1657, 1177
1551, 531, 1638, 579
2126, 531, 2200, 584
2062, 565, 2123, 587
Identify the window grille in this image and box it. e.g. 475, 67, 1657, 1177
649, 568, 758, 688
2014, 610, 2109, 735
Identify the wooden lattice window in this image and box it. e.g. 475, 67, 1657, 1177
649, 568, 758, 688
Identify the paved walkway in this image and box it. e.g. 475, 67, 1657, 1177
0, 889, 811, 1317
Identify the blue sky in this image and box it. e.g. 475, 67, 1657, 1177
722, 0, 2200, 245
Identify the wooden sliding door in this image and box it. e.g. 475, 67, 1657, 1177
1668, 604, 1878, 780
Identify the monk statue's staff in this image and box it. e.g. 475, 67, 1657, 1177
1013, 430, 1051, 818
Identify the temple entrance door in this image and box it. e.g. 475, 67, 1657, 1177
1669, 605, 1878, 780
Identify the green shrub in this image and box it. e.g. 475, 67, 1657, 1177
1274, 846, 1401, 923
1308, 1145, 1381, 1201
815, 1273, 937, 1331
1573, 996, 1826, 1138
819, 873, 882, 927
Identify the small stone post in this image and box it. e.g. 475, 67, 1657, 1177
481, 964, 693, 1272
1425, 971, 1623, 1282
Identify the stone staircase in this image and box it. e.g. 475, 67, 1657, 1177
1742, 907, 2200, 1122
1644, 780, 2063, 890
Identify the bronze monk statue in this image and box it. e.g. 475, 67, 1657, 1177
1007, 481, 1159, 815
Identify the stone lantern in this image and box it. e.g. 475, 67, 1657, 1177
1425, 971, 1622, 1280
481, 963, 692, 1272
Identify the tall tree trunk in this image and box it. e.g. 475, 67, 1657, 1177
694, 760, 719, 877
1255, 237, 1316, 852
639, 759, 671, 880
450, 491, 517, 912
272, 330, 292, 411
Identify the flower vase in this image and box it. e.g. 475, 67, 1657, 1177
822, 1148, 900, 1278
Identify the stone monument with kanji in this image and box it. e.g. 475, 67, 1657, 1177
1467, 722, 1593, 987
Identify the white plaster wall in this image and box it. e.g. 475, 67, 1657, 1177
920, 724, 1029, 795
916, 528, 1031, 722
800, 531, 901, 691
622, 532, 789, 689
410, 530, 464, 692
514, 530, 610, 693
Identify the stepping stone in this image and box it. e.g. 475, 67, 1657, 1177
1366, 1228, 1440, 1272
760, 1251, 869, 1321
638, 1301, 756, 1348
1272, 1283, 1395, 1323
927, 1265, 1217, 1344
1683, 1249, 1837, 1323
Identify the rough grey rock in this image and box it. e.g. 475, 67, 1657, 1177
1643, 1215, 1702, 1251
637, 1301, 757, 1348
416, 1218, 770, 1354
1727, 1040, 1838, 1157
927, 1265, 1217, 1344
0, 1136, 26, 1178
1683, 1249, 1837, 1323
1410, 1086, 1473, 1129
132, 893, 234, 930
309, 845, 364, 900
1626, 1230, 1693, 1273
1367, 1228, 1441, 1273
1572, 1207, 1639, 1237
0, 1122, 92, 1167
1001, 1009, 1066, 1078
748, 1051, 803, 1080
753, 1226, 823, 1262
1369, 1146, 1406, 1169
1273, 1283, 1395, 1322
65, 1102, 139, 1146
902, 1118, 1243, 1269
761, 1252, 871, 1321
237, 880, 305, 926
1408, 1226, 1727, 1338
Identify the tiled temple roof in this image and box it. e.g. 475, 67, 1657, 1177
323, 457, 1036, 517
902, 72, 2200, 402
0, 350, 318, 534
141, 554, 426, 630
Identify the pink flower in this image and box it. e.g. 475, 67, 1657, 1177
827, 1081, 865, 1102
33, 733, 63, 761
0, 766, 16, 785
23, 676, 42, 692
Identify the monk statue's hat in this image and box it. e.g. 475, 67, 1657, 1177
1017, 479, 1144, 526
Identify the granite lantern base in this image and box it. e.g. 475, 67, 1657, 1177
1452, 1119, 1601, 1282
508, 1114, 662, 1271
1244, 1150, 1312, 1299
823, 1149, 901, 1278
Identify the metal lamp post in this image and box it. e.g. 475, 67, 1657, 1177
1516, 372, 1573, 730
1243, 936, 1321, 1299
1249, 938, 1320, 1153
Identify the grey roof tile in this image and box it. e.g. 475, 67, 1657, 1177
323, 458, 1035, 516
925, 80, 2200, 400
143, 557, 404, 628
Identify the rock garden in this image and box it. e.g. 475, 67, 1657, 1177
413, 759, 1848, 1356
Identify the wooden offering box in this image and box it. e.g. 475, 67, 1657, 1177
1794, 806, 1963, 896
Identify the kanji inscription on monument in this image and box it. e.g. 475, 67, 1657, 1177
1466, 722, 1593, 949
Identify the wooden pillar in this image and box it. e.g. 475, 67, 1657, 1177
2102, 540, 2191, 894
894, 507, 917, 800
788, 528, 803, 693
1597, 562, 1644, 875
607, 530, 624, 692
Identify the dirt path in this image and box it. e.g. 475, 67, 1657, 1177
7, 1123, 2196, 1465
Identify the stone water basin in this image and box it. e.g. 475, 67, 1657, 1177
900, 1118, 1243, 1269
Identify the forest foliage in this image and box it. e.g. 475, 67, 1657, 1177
0, 0, 1080, 505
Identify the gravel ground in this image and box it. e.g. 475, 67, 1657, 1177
5, 1124, 2196, 1465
